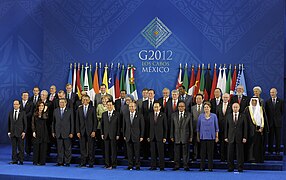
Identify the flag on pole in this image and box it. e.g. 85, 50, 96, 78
80, 64, 84, 90
115, 63, 121, 99
125, 65, 131, 94
210, 64, 217, 99
102, 64, 109, 92
76, 63, 82, 99
175, 64, 183, 89
230, 65, 237, 98
120, 65, 126, 91
199, 64, 205, 95
68, 63, 72, 85
84, 64, 89, 91
204, 64, 212, 101
108, 63, 115, 100
225, 65, 232, 94
234, 64, 242, 95
188, 65, 195, 96
98, 63, 103, 86
72, 63, 77, 93
217, 65, 227, 94
93, 63, 100, 94
129, 65, 138, 101
193, 64, 201, 98
182, 64, 188, 89
88, 64, 93, 90
240, 64, 247, 96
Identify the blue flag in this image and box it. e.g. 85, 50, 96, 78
68, 63, 73, 84
98, 63, 103, 86
240, 66, 247, 96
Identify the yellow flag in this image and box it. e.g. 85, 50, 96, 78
102, 65, 109, 93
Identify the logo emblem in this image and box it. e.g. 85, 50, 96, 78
141, 17, 172, 48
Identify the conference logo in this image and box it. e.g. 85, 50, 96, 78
139, 17, 173, 73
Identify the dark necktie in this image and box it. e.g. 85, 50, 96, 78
149, 101, 153, 110
68, 93, 70, 99
180, 112, 183, 121
198, 105, 201, 114
272, 98, 276, 106
14, 111, 18, 121
108, 112, 111, 122
84, 106, 87, 118
130, 113, 134, 124
238, 96, 242, 104
234, 113, 238, 123
33, 96, 37, 104
154, 112, 158, 123
121, 99, 125, 106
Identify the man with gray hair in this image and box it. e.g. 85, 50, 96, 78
230, 85, 249, 113
253, 86, 264, 107
158, 88, 171, 112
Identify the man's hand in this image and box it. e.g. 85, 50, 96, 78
33, 132, 36, 138
163, 138, 166, 143
140, 138, 143, 142
171, 138, 174, 142
116, 136, 119, 140
242, 138, 247, 143
189, 138, 192, 143
124, 137, 126, 141
52, 133, 55, 138
225, 138, 228, 142
147, 138, 150, 142
101, 135, 104, 139
91, 132, 96, 138
8, 132, 11, 138
77, 133, 81, 139
215, 137, 219, 143
21, 132, 25, 139
69, 134, 73, 138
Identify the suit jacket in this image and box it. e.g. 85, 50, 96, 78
148, 112, 168, 141
265, 98, 284, 128
8, 110, 27, 137
230, 95, 249, 113
142, 99, 155, 137
123, 111, 145, 142
165, 99, 178, 130
76, 105, 97, 135
216, 103, 232, 132
48, 93, 59, 102
157, 97, 171, 113
20, 100, 33, 119
179, 94, 193, 113
115, 98, 125, 112
191, 104, 204, 132
210, 98, 223, 114
225, 113, 247, 143
101, 111, 120, 140
94, 93, 113, 108
170, 112, 193, 144
53, 98, 73, 110
66, 92, 79, 106
52, 107, 74, 138
29, 95, 40, 105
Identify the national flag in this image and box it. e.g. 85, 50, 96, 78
199, 64, 205, 94
76, 63, 82, 99
88, 64, 93, 90
188, 65, 195, 96
239, 64, 247, 96
93, 63, 100, 94
115, 63, 121, 99
80, 64, 84, 89
129, 65, 138, 101
225, 65, 232, 94
83, 65, 89, 91
175, 64, 183, 89
98, 63, 103, 86
72, 63, 77, 93
68, 63, 72, 85
125, 65, 131, 94
210, 64, 217, 99
120, 65, 126, 91
182, 64, 188, 89
204, 65, 212, 101
230, 65, 237, 98
193, 64, 201, 98
102, 64, 109, 92
108, 63, 115, 100
217, 66, 227, 94
234, 64, 242, 95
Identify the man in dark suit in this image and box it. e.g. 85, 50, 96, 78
157, 88, 171, 113
52, 98, 74, 166
191, 93, 204, 161
210, 88, 222, 114
136, 88, 149, 114
115, 90, 126, 112
225, 103, 247, 172
66, 83, 78, 108
216, 93, 232, 161
165, 89, 179, 160
29, 86, 40, 106
8, 100, 27, 165
48, 85, 58, 102
265, 88, 284, 154
170, 101, 193, 171
101, 100, 120, 169
53, 90, 73, 110
230, 85, 249, 113
141, 89, 156, 159
94, 84, 113, 108
76, 95, 97, 168
123, 102, 144, 170
147, 102, 167, 171
178, 86, 192, 113
20, 92, 34, 156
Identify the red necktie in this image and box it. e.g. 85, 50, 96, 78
164, 98, 167, 107
173, 101, 176, 111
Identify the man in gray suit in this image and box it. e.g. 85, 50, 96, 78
52, 98, 74, 166
136, 88, 149, 114
170, 101, 193, 171
94, 84, 113, 107
178, 86, 193, 113
191, 94, 204, 161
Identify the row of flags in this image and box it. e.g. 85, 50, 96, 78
176, 63, 247, 100
67, 63, 138, 100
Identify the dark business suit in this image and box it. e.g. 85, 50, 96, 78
210, 98, 222, 114
147, 112, 167, 168
101, 111, 120, 167
66, 92, 78, 107
115, 98, 125, 112
76, 105, 97, 166
20, 100, 34, 155
29, 95, 40, 106
225, 113, 247, 170
94, 93, 113, 108
123, 112, 145, 168
170, 112, 193, 169
191, 104, 204, 160
179, 94, 193, 113
265, 98, 284, 153
8, 110, 27, 163
53, 98, 73, 111
230, 95, 249, 113
216, 102, 232, 161
52, 107, 74, 164
48, 93, 58, 102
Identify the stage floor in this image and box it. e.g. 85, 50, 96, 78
0, 145, 285, 180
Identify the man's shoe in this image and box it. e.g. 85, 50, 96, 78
184, 168, 190, 171
199, 169, 205, 171
18, 162, 23, 165
238, 169, 243, 172
160, 168, 165, 171
88, 164, 94, 168
209, 169, 213, 172
149, 167, 157, 170
65, 164, 70, 167
126, 167, 133, 170
136, 167, 140, 170
172, 167, 179, 171
9, 161, 18, 165
228, 169, 234, 172
79, 164, 86, 168
55, 163, 64, 166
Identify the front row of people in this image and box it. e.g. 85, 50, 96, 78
8, 95, 267, 172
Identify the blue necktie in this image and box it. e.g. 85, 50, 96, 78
84, 106, 87, 118
60, 109, 64, 118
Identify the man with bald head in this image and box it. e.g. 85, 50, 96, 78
265, 88, 284, 154
230, 85, 249, 113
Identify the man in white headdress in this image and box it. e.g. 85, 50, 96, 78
244, 97, 268, 163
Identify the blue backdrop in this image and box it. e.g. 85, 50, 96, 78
0, 0, 284, 144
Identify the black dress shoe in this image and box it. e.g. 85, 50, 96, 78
238, 169, 243, 172
136, 167, 140, 170
55, 163, 64, 166
199, 169, 205, 171
209, 169, 213, 172
160, 168, 165, 171
149, 167, 157, 170
228, 169, 234, 172
9, 161, 18, 164
276, 152, 280, 155
126, 167, 133, 170
19, 162, 23, 165
184, 168, 190, 171
112, 166, 117, 169
79, 164, 86, 168
89, 164, 94, 168
65, 164, 70, 167
172, 167, 179, 171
